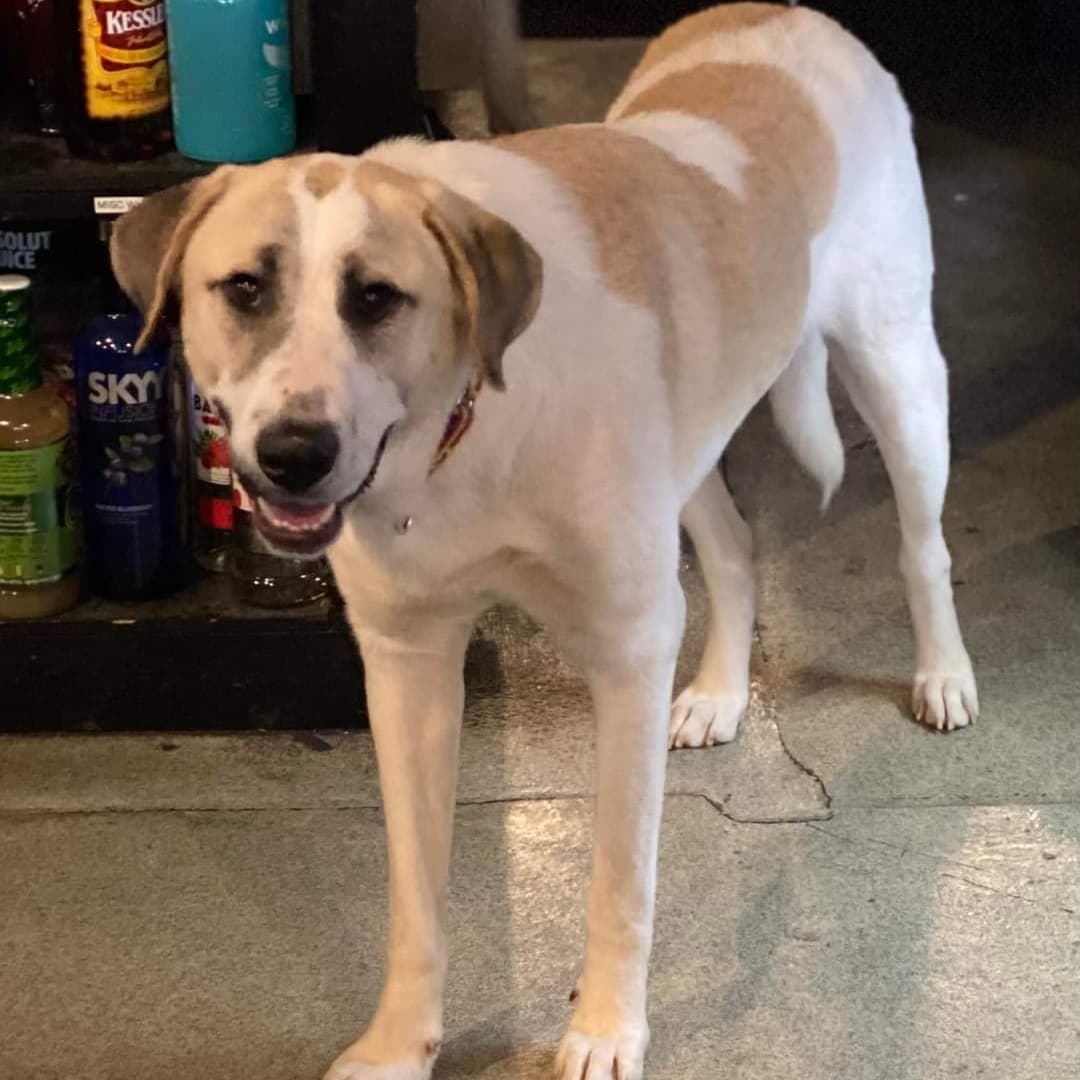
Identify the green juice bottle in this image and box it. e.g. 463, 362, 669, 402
0, 274, 80, 619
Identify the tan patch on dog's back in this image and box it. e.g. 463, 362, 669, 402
618, 62, 837, 234
494, 126, 669, 307
304, 159, 346, 199
636, 2, 790, 72
495, 122, 812, 396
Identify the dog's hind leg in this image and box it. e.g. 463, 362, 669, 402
831, 316, 978, 731
670, 466, 754, 748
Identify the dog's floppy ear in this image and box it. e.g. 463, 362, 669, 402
110, 166, 235, 352
421, 187, 542, 390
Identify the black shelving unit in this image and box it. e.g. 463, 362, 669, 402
1, 0, 433, 731
2, 577, 368, 733
0, 123, 211, 222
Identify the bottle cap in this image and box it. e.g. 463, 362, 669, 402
0, 275, 41, 394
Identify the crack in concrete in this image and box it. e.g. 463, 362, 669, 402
771, 714, 833, 817
8, 799, 1077, 918
804, 822, 1077, 917
701, 793, 832, 826
807, 820, 984, 872
750, 626, 834, 819
838, 795, 1080, 810
0, 804, 384, 818
0, 790, 825, 825
938, 870, 1076, 914
0, 793, 589, 818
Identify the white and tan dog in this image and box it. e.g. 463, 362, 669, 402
112, 5, 978, 1078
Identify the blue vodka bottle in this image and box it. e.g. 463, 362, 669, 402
166, 0, 296, 163
74, 280, 181, 600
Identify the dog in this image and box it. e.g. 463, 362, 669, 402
111, 5, 979, 1077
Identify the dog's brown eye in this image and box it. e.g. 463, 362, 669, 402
350, 281, 404, 325
221, 273, 262, 313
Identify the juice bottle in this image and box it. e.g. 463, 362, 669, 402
0, 275, 80, 619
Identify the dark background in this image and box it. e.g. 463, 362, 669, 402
523, 0, 1080, 58
524, 1, 1080, 161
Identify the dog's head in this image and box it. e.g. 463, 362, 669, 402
111, 153, 542, 556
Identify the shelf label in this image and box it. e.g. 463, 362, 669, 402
93, 195, 145, 216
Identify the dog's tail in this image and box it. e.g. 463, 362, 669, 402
769, 332, 844, 509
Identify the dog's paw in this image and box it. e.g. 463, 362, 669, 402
555, 1026, 648, 1080
323, 1038, 440, 1080
912, 667, 979, 732
669, 686, 746, 748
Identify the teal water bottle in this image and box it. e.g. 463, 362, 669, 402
165, 0, 296, 163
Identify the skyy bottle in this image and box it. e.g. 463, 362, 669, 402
74, 269, 180, 599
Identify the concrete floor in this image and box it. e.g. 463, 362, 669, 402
3, 40, 1079, 1080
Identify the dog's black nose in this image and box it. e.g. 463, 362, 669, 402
256, 421, 339, 493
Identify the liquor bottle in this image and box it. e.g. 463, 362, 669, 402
57, 0, 173, 161
74, 270, 180, 599
0, 219, 101, 347
168, 330, 190, 554
189, 375, 232, 571
166, 0, 296, 162
0, 275, 80, 619
230, 479, 329, 608
2, 0, 64, 135
0, 225, 55, 276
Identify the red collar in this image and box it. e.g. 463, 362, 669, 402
429, 375, 482, 475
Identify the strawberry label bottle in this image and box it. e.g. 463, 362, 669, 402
189, 378, 232, 572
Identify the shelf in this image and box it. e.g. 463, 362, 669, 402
0, 0, 440, 730
2, 570, 515, 733
0, 75, 442, 223
0, 123, 213, 221
1, 575, 369, 733
0, 96, 329, 222
48, 571, 335, 627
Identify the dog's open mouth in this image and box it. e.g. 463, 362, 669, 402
249, 426, 393, 557
254, 498, 343, 557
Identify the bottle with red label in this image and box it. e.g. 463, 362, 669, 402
57, 0, 173, 161
188, 376, 232, 572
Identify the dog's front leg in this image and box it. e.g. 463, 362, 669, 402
556, 585, 684, 1080
324, 616, 471, 1080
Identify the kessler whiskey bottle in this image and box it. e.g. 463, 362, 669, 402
58, 0, 173, 161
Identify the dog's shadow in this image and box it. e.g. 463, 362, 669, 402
785, 667, 921, 725
438, 1017, 553, 1078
